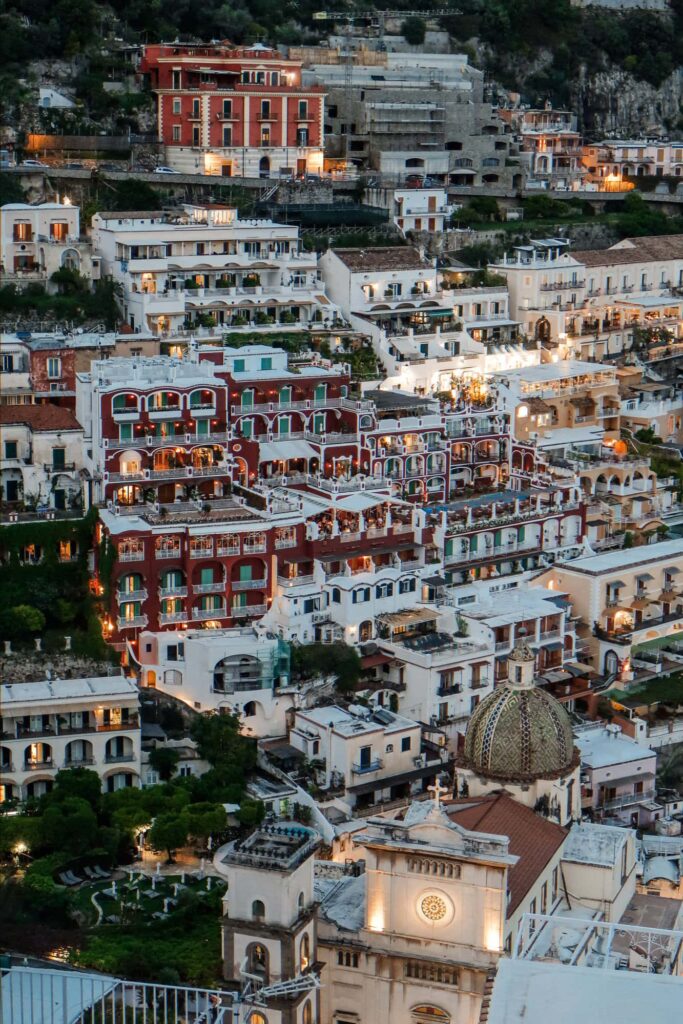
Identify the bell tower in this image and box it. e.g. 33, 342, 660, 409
215, 824, 320, 1024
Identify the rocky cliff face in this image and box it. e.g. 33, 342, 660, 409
574, 66, 683, 135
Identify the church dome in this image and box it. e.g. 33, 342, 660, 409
463, 641, 576, 782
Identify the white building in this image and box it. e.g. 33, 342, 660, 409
0, 404, 88, 513
137, 626, 294, 737
584, 138, 683, 179
0, 675, 141, 802
92, 204, 336, 337
289, 704, 447, 810
1, 202, 98, 286
366, 186, 452, 237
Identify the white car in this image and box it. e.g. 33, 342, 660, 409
20, 159, 48, 169
154, 166, 180, 174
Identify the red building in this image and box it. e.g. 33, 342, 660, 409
139, 43, 325, 178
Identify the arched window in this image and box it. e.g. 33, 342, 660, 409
298, 891, 305, 913
249, 1013, 267, 1024
302, 1002, 312, 1024
243, 701, 256, 717
252, 899, 265, 920
246, 943, 269, 982
300, 933, 310, 972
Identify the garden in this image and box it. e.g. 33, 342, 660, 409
0, 714, 264, 985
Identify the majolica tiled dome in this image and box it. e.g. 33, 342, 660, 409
463, 645, 575, 782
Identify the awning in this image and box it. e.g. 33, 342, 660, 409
610, 580, 626, 588
543, 641, 564, 651
259, 439, 318, 463
336, 493, 387, 513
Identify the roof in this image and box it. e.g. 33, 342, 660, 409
642, 855, 679, 885
562, 822, 629, 867
557, 538, 683, 576
0, 405, 82, 432
447, 794, 567, 915
316, 871, 367, 931
486, 957, 683, 1024
331, 245, 431, 273
1, 675, 139, 707
574, 725, 655, 768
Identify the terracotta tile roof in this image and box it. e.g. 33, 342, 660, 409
447, 793, 567, 917
0, 405, 82, 432
331, 246, 431, 273
574, 234, 683, 267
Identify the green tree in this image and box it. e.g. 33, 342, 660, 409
0, 172, 25, 205
190, 712, 257, 778
148, 747, 180, 782
185, 802, 227, 844
148, 813, 189, 862
0, 603, 46, 638
237, 799, 265, 828
48, 767, 102, 811
40, 797, 98, 856
401, 15, 426, 45
291, 642, 361, 692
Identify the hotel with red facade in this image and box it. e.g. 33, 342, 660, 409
139, 43, 325, 178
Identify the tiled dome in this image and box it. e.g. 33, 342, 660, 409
463, 656, 576, 782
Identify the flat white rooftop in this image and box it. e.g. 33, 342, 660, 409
558, 537, 683, 576
297, 705, 415, 736
487, 957, 683, 1024
562, 822, 629, 867
574, 725, 654, 768
1, 675, 138, 707
494, 360, 615, 385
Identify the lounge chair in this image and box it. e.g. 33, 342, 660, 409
93, 865, 111, 879
58, 872, 77, 886
83, 867, 98, 880
64, 871, 82, 885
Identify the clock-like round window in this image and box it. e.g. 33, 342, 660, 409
416, 889, 454, 926
420, 894, 447, 921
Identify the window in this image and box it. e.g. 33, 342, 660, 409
233, 358, 245, 372
193, 126, 200, 146
173, 97, 181, 114
4, 441, 17, 459
261, 357, 272, 370
552, 866, 559, 900
222, 126, 232, 147
261, 100, 271, 119
297, 128, 309, 147
261, 127, 271, 147
332, 588, 341, 604
222, 99, 232, 118
192, 98, 200, 118
298, 100, 308, 119
47, 357, 61, 379
172, 125, 181, 142
300, 933, 310, 971
401, 736, 411, 752
172, 70, 181, 89
399, 578, 416, 594
2, 353, 14, 371
252, 900, 265, 919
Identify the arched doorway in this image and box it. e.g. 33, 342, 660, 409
259, 157, 270, 178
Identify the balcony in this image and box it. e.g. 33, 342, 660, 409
159, 585, 188, 598
232, 578, 268, 591
118, 549, 145, 562
24, 759, 54, 770
600, 787, 655, 811
156, 546, 182, 560
275, 535, 298, 550
243, 541, 267, 554
116, 589, 148, 604
148, 406, 181, 420
217, 542, 241, 557
437, 683, 462, 697
278, 574, 315, 588
96, 717, 139, 732
43, 462, 76, 474
105, 753, 137, 764
352, 757, 383, 775
495, 639, 511, 652
63, 757, 94, 767
112, 407, 140, 422
160, 611, 188, 624
193, 581, 225, 594
116, 614, 149, 629
189, 545, 214, 559
191, 604, 227, 621
231, 603, 267, 618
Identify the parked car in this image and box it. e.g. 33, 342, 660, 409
98, 162, 124, 172
20, 159, 48, 169
154, 165, 180, 174
64, 161, 85, 169
405, 174, 424, 188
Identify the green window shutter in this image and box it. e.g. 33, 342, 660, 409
314, 384, 326, 401
470, 535, 478, 553
241, 419, 252, 438
240, 565, 253, 581
119, 423, 133, 441
233, 592, 247, 608
518, 525, 525, 541
197, 419, 209, 436
200, 567, 214, 585
313, 413, 325, 434
261, 357, 272, 370
234, 358, 245, 372
241, 391, 253, 410
445, 539, 453, 557
494, 530, 502, 546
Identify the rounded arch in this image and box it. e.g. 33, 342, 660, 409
259, 156, 270, 177
251, 899, 266, 919
302, 1002, 313, 1024
359, 619, 373, 643
534, 317, 551, 344
299, 932, 311, 972
246, 940, 269, 982
405, 157, 425, 168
